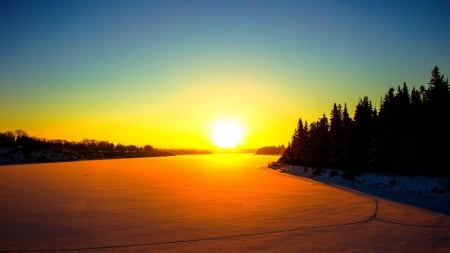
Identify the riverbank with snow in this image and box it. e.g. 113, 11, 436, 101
0, 147, 173, 165
274, 164, 450, 215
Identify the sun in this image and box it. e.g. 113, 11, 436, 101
211, 119, 244, 148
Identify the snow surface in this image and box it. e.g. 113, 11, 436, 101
277, 165, 450, 215
0, 154, 449, 252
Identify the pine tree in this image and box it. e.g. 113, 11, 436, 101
330, 103, 344, 169
291, 118, 305, 164
423, 66, 450, 173
317, 114, 331, 168
351, 97, 376, 170
308, 114, 330, 168
342, 104, 353, 170
279, 118, 309, 165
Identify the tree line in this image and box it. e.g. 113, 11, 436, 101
279, 66, 450, 176
0, 130, 173, 164
256, 145, 286, 155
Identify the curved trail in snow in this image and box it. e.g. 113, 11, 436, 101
1, 197, 449, 253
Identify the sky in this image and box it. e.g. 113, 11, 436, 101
1, 0, 449, 149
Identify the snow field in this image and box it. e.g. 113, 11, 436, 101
0, 154, 448, 252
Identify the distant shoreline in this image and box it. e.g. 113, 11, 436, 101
0, 148, 277, 166
0, 146, 175, 166
0, 154, 174, 167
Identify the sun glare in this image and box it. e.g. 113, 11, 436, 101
211, 119, 244, 148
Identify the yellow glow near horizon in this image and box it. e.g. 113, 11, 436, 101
0, 70, 319, 149
211, 119, 244, 148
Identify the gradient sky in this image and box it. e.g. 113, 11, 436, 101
1, 0, 449, 148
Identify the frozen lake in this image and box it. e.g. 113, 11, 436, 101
0, 154, 449, 252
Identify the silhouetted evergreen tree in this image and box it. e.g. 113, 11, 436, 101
280, 118, 309, 165
341, 104, 353, 169
0, 131, 15, 147
279, 66, 449, 175
421, 66, 450, 173
374, 82, 416, 173
313, 114, 330, 168
280, 115, 331, 168
351, 97, 376, 171
330, 104, 345, 169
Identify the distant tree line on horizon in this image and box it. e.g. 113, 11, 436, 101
256, 145, 286, 155
279, 66, 450, 176
0, 130, 173, 164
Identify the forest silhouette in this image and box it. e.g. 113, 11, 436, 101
279, 66, 450, 176
0, 131, 177, 164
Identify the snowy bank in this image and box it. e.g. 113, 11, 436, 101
0, 147, 173, 165
273, 163, 450, 215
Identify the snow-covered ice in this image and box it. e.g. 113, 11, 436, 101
277, 164, 450, 215
0, 154, 449, 252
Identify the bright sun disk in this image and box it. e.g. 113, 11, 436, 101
211, 120, 244, 148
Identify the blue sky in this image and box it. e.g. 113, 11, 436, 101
1, 0, 449, 147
